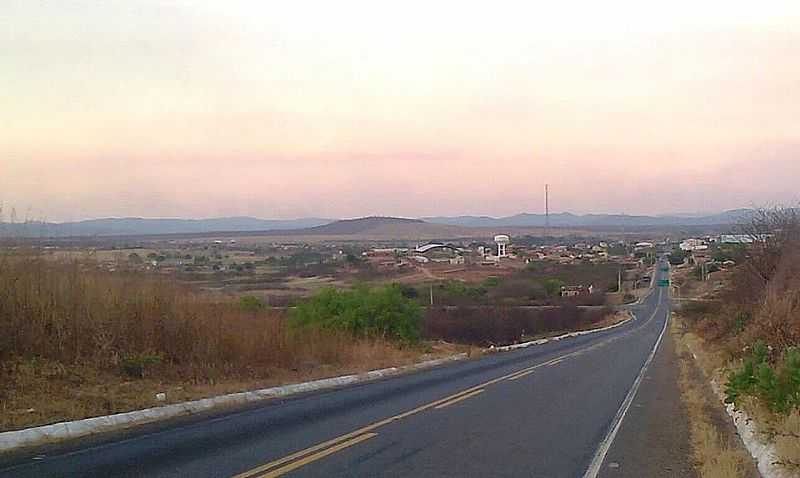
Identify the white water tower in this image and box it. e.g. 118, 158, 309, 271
494, 234, 510, 258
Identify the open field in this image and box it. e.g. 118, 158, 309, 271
0, 254, 466, 431
18, 230, 651, 308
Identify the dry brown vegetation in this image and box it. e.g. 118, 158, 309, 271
424, 305, 611, 346
672, 317, 757, 478
0, 253, 445, 431
678, 208, 800, 369
676, 207, 800, 474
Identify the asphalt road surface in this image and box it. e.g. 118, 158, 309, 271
1, 262, 690, 478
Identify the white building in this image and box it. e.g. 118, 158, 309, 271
680, 238, 709, 251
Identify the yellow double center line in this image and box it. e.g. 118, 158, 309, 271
247, 432, 379, 478
234, 312, 655, 478
434, 389, 485, 409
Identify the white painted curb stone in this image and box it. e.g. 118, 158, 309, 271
0, 354, 463, 453
686, 338, 790, 478
493, 311, 634, 352
710, 378, 792, 478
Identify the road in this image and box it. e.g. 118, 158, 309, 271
0, 262, 691, 478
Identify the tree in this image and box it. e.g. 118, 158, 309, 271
128, 252, 143, 264
345, 253, 360, 265
543, 279, 565, 298
668, 247, 687, 265
397, 283, 418, 299
289, 285, 422, 343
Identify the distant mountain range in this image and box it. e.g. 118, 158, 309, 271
0, 216, 331, 237
0, 210, 752, 238
423, 209, 753, 228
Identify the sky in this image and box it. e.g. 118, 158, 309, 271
3, 0, 800, 221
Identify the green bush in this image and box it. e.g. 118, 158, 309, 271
542, 279, 565, 298
733, 310, 751, 334
482, 276, 501, 288
396, 283, 419, 299
239, 295, 266, 312
289, 285, 422, 343
725, 341, 800, 413
668, 248, 687, 265
441, 281, 487, 299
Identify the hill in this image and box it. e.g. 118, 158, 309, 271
300, 216, 424, 235
266, 216, 477, 239
0, 217, 331, 238
424, 209, 753, 228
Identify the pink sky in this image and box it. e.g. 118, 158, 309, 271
3, 1, 800, 221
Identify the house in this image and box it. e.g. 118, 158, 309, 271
449, 256, 465, 265
561, 285, 594, 297
719, 234, 760, 244
680, 238, 708, 251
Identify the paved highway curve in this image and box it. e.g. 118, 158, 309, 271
0, 265, 675, 478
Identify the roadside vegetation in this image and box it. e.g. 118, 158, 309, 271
290, 285, 422, 343
673, 318, 758, 478
424, 305, 612, 346
0, 253, 441, 431
675, 207, 800, 474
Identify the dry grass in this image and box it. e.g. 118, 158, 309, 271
774, 411, 800, 468
673, 208, 800, 474
672, 317, 756, 478
0, 253, 458, 431
677, 296, 800, 475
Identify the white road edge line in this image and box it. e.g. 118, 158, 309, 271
582, 288, 669, 478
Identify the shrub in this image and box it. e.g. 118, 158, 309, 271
726, 342, 800, 414
432, 281, 488, 305
668, 247, 687, 265
396, 283, 419, 299
482, 276, 501, 288
423, 305, 609, 346
239, 295, 266, 312
542, 279, 565, 298
289, 285, 422, 343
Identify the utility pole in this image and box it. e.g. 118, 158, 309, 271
430, 284, 434, 306
618, 268, 623, 293
545, 184, 550, 240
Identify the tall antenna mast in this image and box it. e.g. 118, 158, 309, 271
545, 184, 550, 239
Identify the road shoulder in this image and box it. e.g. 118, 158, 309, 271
598, 320, 696, 478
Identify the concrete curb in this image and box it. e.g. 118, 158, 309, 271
675, 265, 793, 478
685, 338, 790, 478
1, 309, 632, 453
0, 354, 466, 453
492, 311, 634, 352
709, 378, 792, 478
